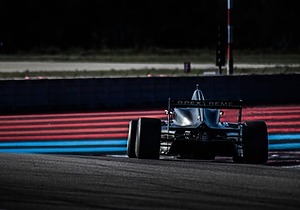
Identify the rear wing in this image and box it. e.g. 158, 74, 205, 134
167, 98, 243, 125
169, 99, 242, 109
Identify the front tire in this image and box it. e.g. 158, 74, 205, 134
242, 120, 269, 164
135, 118, 161, 159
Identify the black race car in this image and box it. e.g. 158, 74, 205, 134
127, 85, 268, 164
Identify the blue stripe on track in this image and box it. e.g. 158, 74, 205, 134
1, 133, 300, 154
268, 134, 300, 150
0, 147, 127, 154
269, 143, 300, 150
0, 139, 127, 147
0, 139, 128, 154
268, 134, 300, 141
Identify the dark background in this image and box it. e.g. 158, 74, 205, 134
0, 0, 299, 53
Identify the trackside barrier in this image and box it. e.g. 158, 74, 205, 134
0, 74, 299, 114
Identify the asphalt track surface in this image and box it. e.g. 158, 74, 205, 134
0, 106, 300, 210
0, 153, 300, 210
1, 61, 300, 72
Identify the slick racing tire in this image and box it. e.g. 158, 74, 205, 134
135, 118, 161, 159
127, 120, 138, 158
242, 120, 269, 164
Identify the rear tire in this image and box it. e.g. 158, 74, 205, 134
242, 120, 269, 164
127, 120, 138, 158
135, 118, 161, 159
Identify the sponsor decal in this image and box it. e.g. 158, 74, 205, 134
171, 99, 241, 108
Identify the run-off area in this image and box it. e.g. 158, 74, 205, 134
0, 105, 299, 163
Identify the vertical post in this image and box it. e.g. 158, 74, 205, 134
227, 0, 233, 75
183, 62, 191, 73
216, 25, 225, 75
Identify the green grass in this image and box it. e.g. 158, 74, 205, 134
1, 49, 300, 63
0, 49, 214, 63
0, 66, 299, 80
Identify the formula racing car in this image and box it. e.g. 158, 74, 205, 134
127, 85, 268, 164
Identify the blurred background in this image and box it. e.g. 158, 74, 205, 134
0, 0, 299, 54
